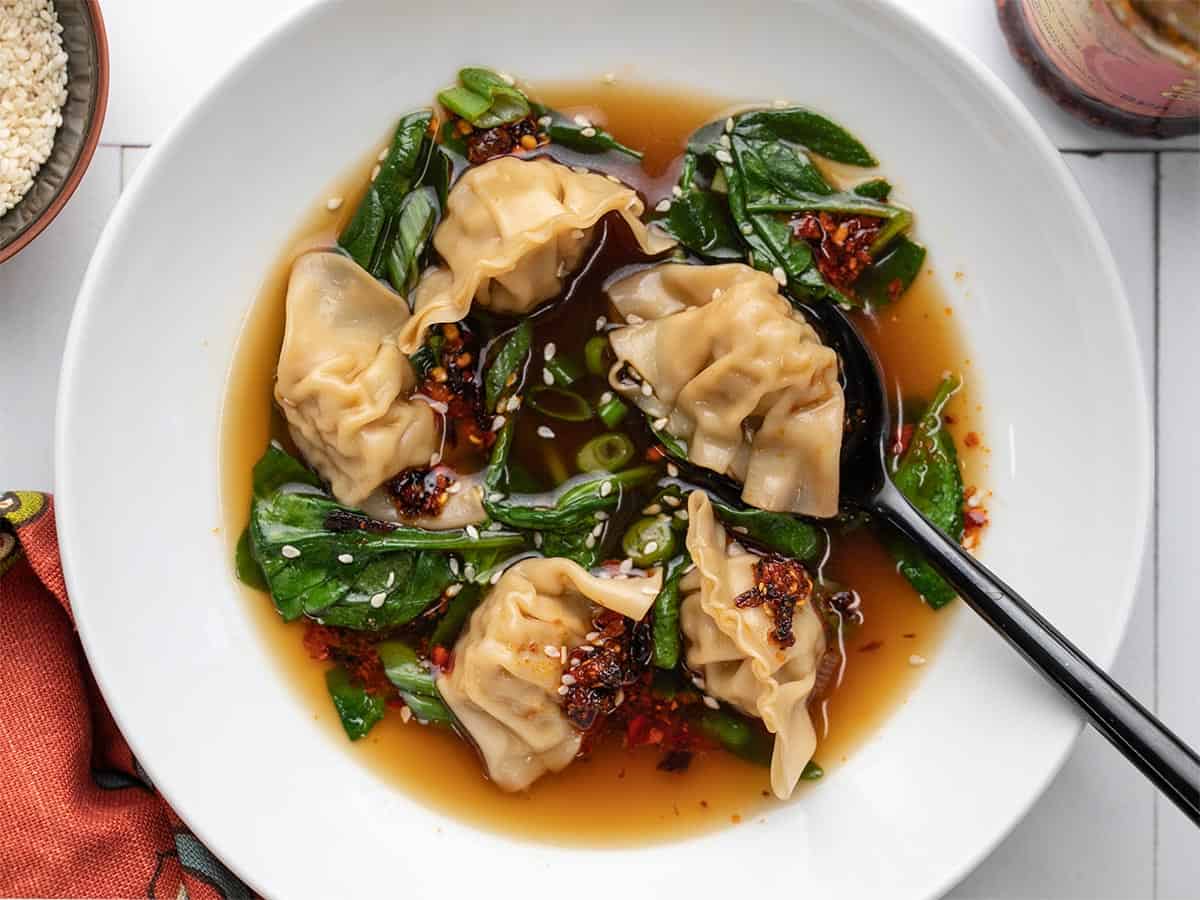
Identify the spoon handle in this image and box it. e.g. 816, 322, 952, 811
873, 479, 1200, 827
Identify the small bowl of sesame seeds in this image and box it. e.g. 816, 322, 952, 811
0, 0, 108, 265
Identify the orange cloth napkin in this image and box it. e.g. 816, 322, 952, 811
0, 492, 252, 899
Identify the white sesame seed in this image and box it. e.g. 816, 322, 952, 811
652, 417, 669, 430
691, 675, 707, 690
561, 673, 578, 686
599, 391, 613, 405
772, 266, 787, 286
506, 395, 522, 412
675, 510, 689, 521
544, 342, 557, 361
592, 523, 604, 538
594, 510, 609, 521
719, 134, 731, 148
643, 504, 662, 515
533, 532, 544, 548
740, 222, 754, 235
557, 684, 570, 695
488, 492, 505, 502
595, 316, 607, 331
449, 558, 460, 576
573, 114, 592, 127
667, 463, 679, 477
585, 534, 597, 549
538, 114, 553, 127
724, 117, 735, 133
663, 495, 681, 507
386, 571, 396, 588
909, 654, 927, 667
465, 525, 480, 540
489, 568, 504, 585
400, 706, 413, 723
732, 526, 749, 535
537, 425, 556, 439
491, 415, 507, 431
369, 591, 387, 608
580, 126, 597, 138
281, 545, 300, 559
642, 541, 659, 555
714, 149, 733, 164
446, 583, 463, 597
545, 644, 560, 657
967, 493, 982, 508
702, 695, 720, 710
600, 480, 613, 497
619, 559, 634, 573
543, 368, 555, 385
326, 196, 344, 211
586, 631, 601, 642
640, 382, 654, 397
626, 313, 645, 325
429, 451, 442, 466
672, 184, 684, 198
654, 199, 671, 213
463, 564, 476, 580
337, 553, 354, 564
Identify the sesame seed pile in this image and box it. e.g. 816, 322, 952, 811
0, 0, 69, 216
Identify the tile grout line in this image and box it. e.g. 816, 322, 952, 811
1150, 149, 1161, 899
1060, 147, 1200, 156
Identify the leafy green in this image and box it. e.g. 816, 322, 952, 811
888, 375, 964, 608
484, 466, 658, 532
439, 68, 530, 128
698, 706, 774, 766
652, 153, 743, 261
325, 667, 385, 740
339, 111, 434, 277
532, 103, 642, 159
377, 640, 453, 724
235, 525, 267, 590
652, 553, 692, 669
707, 496, 825, 562
247, 445, 522, 628
855, 236, 927, 307
853, 177, 892, 201
484, 320, 532, 412
429, 582, 483, 647
731, 107, 878, 166
744, 190, 912, 255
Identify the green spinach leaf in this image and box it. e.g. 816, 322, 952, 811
732, 107, 877, 166
888, 375, 964, 608
854, 236, 927, 307
325, 667, 385, 740
652, 552, 692, 669
377, 640, 453, 724
484, 320, 533, 413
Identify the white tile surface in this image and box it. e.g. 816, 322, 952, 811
1156, 151, 1200, 900
1, 2, 1196, 896
950, 153, 1159, 900
0, 147, 121, 489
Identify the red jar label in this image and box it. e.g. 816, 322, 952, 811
1020, 0, 1199, 119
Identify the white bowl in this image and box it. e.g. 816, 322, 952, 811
55, 1, 1150, 897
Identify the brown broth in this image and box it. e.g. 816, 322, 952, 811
220, 81, 987, 846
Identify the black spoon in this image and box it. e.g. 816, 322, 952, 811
799, 298, 1200, 827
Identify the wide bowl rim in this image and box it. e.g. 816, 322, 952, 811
54, 1, 1152, 897
0, 0, 111, 265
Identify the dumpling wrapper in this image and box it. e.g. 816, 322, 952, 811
680, 492, 826, 799
438, 557, 661, 791
275, 251, 439, 506
606, 262, 844, 518
358, 471, 486, 530
398, 156, 674, 352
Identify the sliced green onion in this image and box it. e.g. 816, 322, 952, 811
584, 335, 612, 376
597, 395, 629, 429
437, 86, 490, 122
529, 386, 593, 422
622, 516, 677, 567
576, 433, 636, 473
545, 354, 584, 387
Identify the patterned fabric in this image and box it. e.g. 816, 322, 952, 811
0, 493, 253, 899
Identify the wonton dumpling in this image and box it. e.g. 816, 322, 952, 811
606, 263, 844, 518
680, 493, 826, 799
437, 557, 661, 791
398, 156, 674, 352
359, 472, 486, 530
275, 252, 439, 506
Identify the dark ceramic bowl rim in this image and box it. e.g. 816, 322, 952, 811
0, 0, 110, 265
